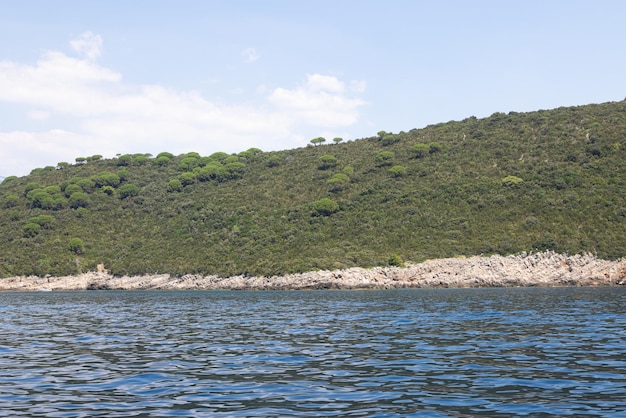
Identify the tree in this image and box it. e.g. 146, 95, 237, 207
117, 154, 132, 166
118, 183, 139, 199
375, 151, 395, 166
69, 192, 90, 208
318, 154, 338, 170
178, 157, 199, 171
68, 238, 85, 255
310, 137, 326, 146
179, 172, 196, 186
156, 152, 174, 159
155, 155, 171, 166
3, 194, 19, 208
22, 223, 41, 238
501, 175, 524, 187
313, 198, 340, 216
333, 137, 343, 144
429, 142, 442, 153
388, 165, 407, 177
28, 215, 55, 229
267, 155, 282, 167
381, 134, 399, 146
411, 143, 430, 158
167, 179, 183, 192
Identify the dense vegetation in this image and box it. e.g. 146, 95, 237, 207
1, 100, 625, 278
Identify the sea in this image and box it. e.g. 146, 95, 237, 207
0, 287, 625, 417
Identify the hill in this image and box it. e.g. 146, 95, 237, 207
1, 100, 625, 278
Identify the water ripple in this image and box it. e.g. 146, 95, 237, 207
0, 287, 625, 416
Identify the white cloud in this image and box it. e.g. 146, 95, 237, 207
268, 74, 366, 127
70, 31, 103, 61
0, 34, 367, 177
241, 47, 259, 63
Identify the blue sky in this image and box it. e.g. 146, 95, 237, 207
1, 0, 625, 177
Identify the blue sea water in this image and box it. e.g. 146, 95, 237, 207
0, 287, 625, 417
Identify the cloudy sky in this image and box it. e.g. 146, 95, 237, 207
1, 1, 625, 177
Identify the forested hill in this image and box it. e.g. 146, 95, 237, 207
1, 100, 625, 278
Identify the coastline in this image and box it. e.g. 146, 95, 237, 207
1, 252, 625, 292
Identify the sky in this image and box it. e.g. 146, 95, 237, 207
1, 0, 625, 178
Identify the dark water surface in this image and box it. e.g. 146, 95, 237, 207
0, 287, 625, 417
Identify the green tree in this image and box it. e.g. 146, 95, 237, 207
501, 175, 524, 187
179, 172, 197, 186
381, 134, 399, 146
178, 157, 199, 171
167, 179, 183, 192
375, 151, 395, 166
69, 192, 90, 208
389, 165, 407, 177
68, 238, 85, 255
117, 154, 132, 166
333, 137, 343, 144
318, 154, 338, 169
101, 186, 115, 195
411, 143, 430, 158
267, 155, 282, 167
118, 183, 139, 199
3, 194, 19, 208
22, 223, 41, 238
313, 198, 340, 216
429, 142, 442, 153
28, 215, 55, 229
310, 137, 326, 146
155, 155, 171, 166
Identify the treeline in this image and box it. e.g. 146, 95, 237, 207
0, 100, 625, 278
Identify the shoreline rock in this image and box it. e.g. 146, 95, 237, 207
1, 252, 625, 292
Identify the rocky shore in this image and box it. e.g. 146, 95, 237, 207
1, 252, 625, 292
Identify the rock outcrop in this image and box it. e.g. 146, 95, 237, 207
1, 252, 624, 292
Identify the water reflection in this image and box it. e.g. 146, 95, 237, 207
0, 287, 625, 416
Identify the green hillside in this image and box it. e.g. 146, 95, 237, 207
1, 100, 625, 278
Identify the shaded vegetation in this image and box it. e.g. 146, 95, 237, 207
1, 100, 625, 278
